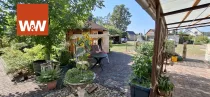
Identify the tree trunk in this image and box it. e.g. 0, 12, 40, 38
45, 43, 52, 60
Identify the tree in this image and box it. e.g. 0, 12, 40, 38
110, 4, 132, 31
2, 0, 104, 59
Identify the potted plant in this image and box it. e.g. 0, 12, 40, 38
37, 68, 60, 90
129, 42, 153, 97
64, 32, 95, 90
158, 75, 174, 96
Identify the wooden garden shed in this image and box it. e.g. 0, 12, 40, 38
66, 21, 109, 54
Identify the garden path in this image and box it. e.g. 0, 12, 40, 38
0, 57, 47, 97
92, 51, 132, 96
167, 56, 210, 97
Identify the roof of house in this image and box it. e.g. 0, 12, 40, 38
126, 31, 136, 35
69, 21, 107, 31
145, 29, 155, 36
87, 21, 107, 31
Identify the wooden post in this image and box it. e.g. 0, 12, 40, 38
183, 42, 187, 59
150, 1, 161, 97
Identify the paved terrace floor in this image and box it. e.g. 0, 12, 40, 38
167, 57, 210, 97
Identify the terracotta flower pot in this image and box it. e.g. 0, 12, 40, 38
47, 80, 57, 90
158, 89, 167, 96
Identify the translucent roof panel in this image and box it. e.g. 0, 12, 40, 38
185, 8, 210, 21
160, 0, 194, 13
167, 24, 179, 28
160, 0, 210, 29
165, 12, 188, 24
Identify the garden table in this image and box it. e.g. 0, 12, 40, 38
91, 52, 108, 71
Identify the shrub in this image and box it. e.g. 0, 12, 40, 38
24, 44, 46, 61
158, 76, 174, 92
12, 42, 28, 50
37, 68, 60, 83
58, 50, 73, 66
165, 40, 175, 58
194, 35, 209, 44
136, 42, 153, 57
131, 42, 153, 88
64, 68, 94, 84
1, 47, 32, 74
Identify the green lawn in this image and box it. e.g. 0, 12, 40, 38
111, 41, 136, 53
175, 44, 206, 57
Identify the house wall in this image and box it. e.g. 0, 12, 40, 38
167, 35, 179, 45
128, 34, 137, 41
67, 30, 109, 54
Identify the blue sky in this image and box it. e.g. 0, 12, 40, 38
92, 0, 155, 34
92, 0, 210, 33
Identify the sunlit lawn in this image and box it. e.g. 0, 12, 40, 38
175, 44, 206, 57
111, 41, 136, 53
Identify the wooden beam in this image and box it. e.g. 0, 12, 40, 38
177, 0, 200, 27
168, 24, 210, 31
192, 14, 210, 25
167, 17, 210, 25
168, 22, 210, 29
163, 3, 210, 16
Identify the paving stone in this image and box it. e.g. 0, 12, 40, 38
167, 57, 210, 97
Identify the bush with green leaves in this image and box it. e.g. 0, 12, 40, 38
1, 47, 32, 74
12, 42, 28, 50
136, 42, 153, 57
131, 42, 153, 88
165, 40, 175, 58
58, 50, 73, 66
158, 76, 174, 92
37, 68, 60, 83
194, 35, 209, 44
64, 68, 94, 84
24, 44, 46, 61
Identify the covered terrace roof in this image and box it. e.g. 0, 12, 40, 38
136, 0, 210, 31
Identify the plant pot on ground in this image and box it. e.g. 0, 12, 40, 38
64, 68, 95, 91
158, 76, 174, 96
37, 68, 60, 90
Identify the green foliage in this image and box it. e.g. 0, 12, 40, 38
109, 40, 113, 48
131, 42, 153, 88
64, 68, 94, 84
1, 47, 32, 74
104, 25, 123, 35
165, 40, 175, 57
12, 42, 28, 50
110, 4, 132, 31
158, 76, 174, 92
37, 68, 60, 83
24, 44, 46, 61
194, 35, 209, 44
2, 0, 105, 60
136, 42, 153, 57
58, 50, 73, 66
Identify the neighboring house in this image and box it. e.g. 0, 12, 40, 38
168, 34, 180, 45
185, 28, 202, 36
66, 21, 109, 54
145, 29, 155, 41
136, 33, 144, 42
126, 31, 137, 41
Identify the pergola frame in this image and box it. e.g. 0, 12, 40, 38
136, 0, 210, 97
